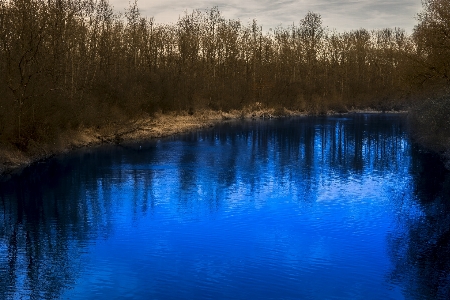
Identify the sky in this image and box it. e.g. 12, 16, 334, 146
108, 0, 423, 33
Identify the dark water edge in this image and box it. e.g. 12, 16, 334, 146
1, 114, 450, 299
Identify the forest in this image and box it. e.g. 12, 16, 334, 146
0, 0, 449, 166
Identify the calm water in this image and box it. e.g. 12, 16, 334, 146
1, 114, 450, 299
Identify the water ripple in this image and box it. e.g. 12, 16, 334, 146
1, 115, 449, 299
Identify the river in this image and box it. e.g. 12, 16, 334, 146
1, 114, 449, 299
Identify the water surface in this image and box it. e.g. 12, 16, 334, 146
1, 114, 450, 299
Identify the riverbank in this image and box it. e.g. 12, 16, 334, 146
0, 106, 301, 179
0, 106, 414, 180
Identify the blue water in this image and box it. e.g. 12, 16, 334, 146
1, 114, 450, 299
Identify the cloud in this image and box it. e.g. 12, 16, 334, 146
108, 0, 423, 32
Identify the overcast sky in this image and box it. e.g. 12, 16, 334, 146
108, 0, 423, 33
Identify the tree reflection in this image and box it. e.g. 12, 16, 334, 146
388, 150, 450, 299
0, 114, 427, 298
0, 146, 155, 299
175, 114, 410, 205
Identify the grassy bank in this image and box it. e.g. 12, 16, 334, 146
0, 105, 411, 179
0, 106, 307, 178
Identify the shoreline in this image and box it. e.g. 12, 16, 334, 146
0, 108, 408, 180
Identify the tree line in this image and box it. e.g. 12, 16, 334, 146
0, 0, 449, 154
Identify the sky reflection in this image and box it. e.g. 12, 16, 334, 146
1, 114, 449, 299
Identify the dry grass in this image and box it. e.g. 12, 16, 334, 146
0, 107, 294, 177
0, 105, 411, 178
